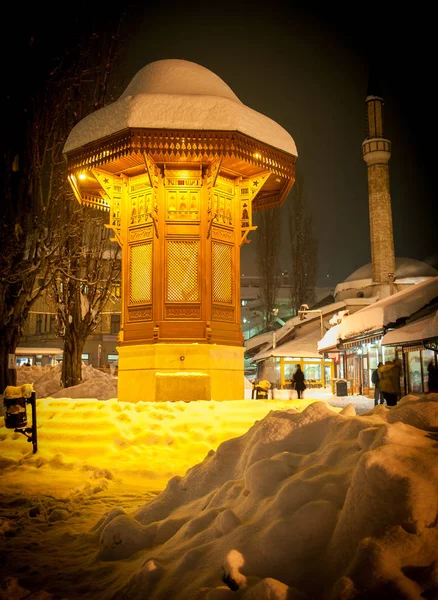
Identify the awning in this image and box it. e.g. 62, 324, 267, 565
381, 311, 438, 346
341, 333, 383, 348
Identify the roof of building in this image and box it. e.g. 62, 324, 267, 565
245, 301, 347, 357
251, 327, 324, 361
381, 310, 438, 346
319, 277, 438, 351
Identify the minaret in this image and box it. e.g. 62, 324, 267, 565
362, 76, 396, 289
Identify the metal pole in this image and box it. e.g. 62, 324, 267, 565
29, 391, 38, 454
320, 312, 326, 388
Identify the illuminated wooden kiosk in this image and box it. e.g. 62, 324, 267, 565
64, 59, 297, 402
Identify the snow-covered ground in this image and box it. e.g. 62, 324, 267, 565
0, 365, 436, 599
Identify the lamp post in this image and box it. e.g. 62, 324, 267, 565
298, 305, 326, 388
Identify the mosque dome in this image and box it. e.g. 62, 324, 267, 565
64, 59, 297, 157
343, 257, 438, 283
334, 257, 438, 301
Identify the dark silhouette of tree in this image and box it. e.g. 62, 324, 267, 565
287, 175, 318, 312
255, 206, 282, 329
0, 10, 126, 391
52, 207, 121, 388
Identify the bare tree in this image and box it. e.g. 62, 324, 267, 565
255, 206, 282, 329
0, 14, 125, 391
287, 175, 318, 312
52, 206, 121, 388
0, 61, 75, 390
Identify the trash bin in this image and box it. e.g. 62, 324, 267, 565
336, 379, 348, 397
255, 387, 269, 399
3, 397, 28, 429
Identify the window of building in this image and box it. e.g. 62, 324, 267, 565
36, 314, 43, 334
111, 314, 121, 335
422, 349, 435, 392
304, 363, 321, 382
408, 350, 422, 393
382, 346, 396, 363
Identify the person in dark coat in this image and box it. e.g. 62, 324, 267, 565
428, 361, 438, 393
292, 365, 306, 399
372, 362, 384, 405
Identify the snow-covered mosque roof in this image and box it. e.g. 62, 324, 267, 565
64, 59, 297, 156
335, 257, 438, 295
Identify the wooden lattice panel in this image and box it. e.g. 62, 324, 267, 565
129, 243, 152, 303
167, 241, 199, 302
212, 242, 233, 303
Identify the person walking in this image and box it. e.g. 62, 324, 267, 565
292, 365, 306, 399
378, 361, 398, 406
372, 362, 384, 405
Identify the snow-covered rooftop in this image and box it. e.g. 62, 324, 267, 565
64, 59, 297, 156
319, 277, 438, 350
381, 309, 438, 346
253, 326, 324, 361
245, 301, 347, 355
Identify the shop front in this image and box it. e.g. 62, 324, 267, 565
320, 333, 405, 397
254, 355, 334, 390
381, 311, 438, 394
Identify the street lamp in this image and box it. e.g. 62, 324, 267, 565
298, 304, 326, 388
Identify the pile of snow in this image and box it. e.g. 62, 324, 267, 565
99, 396, 438, 600
16, 364, 118, 400
1, 392, 437, 599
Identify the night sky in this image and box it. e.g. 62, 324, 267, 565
5, 2, 436, 287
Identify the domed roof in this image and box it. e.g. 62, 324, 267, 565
344, 257, 438, 282
64, 59, 297, 156
120, 59, 241, 102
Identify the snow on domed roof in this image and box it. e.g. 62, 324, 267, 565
64, 59, 297, 156
344, 257, 438, 283
120, 59, 241, 102
334, 257, 438, 298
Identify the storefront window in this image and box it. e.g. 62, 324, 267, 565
283, 363, 296, 388
368, 343, 380, 370
304, 363, 321, 382
383, 346, 396, 363
408, 351, 422, 393
346, 353, 355, 381
362, 356, 369, 388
